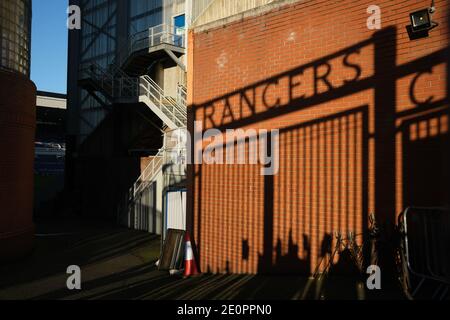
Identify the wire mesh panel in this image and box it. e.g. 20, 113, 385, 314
399, 207, 450, 300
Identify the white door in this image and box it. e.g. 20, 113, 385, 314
166, 190, 186, 231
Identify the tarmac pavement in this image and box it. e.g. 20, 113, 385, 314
0, 218, 405, 300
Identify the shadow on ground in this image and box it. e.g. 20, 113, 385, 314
0, 217, 160, 293
0, 218, 404, 300
32, 266, 404, 300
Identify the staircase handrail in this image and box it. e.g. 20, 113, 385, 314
139, 76, 187, 128
115, 24, 186, 69
177, 83, 187, 107
132, 149, 164, 197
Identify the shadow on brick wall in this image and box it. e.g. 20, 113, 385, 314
187, 25, 449, 279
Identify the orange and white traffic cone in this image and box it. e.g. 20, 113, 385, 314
183, 233, 200, 278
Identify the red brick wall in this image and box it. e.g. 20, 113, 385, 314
189, 0, 450, 274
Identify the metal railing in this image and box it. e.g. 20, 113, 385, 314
177, 83, 187, 107
116, 24, 185, 68
137, 24, 185, 50
139, 75, 187, 128
110, 64, 139, 98
116, 77, 139, 99
122, 151, 163, 232
398, 207, 450, 300
79, 62, 138, 100
132, 149, 164, 198
130, 127, 187, 200
163, 127, 187, 165
80, 62, 188, 230
129, 144, 186, 203
79, 62, 116, 99
79, 63, 187, 129
120, 128, 188, 231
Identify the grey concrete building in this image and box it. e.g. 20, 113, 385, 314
66, 0, 189, 235
65, 0, 261, 235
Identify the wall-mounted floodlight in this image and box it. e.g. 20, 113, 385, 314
409, 1, 438, 33
410, 8, 433, 32
407, 1, 438, 40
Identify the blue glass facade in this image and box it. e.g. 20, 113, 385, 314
71, 0, 178, 141
129, 0, 163, 35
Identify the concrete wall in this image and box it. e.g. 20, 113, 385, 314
164, 57, 187, 98
191, 0, 291, 27
163, 0, 186, 25
162, 0, 187, 98
139, 157, 164, 235
188, 0, 450, 274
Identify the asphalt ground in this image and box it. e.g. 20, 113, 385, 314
0, 218, 405, 300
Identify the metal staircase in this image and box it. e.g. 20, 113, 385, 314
124, 127, 187, 232
78, 24, 188, 233
177, 83, 187, 106
79, 62, 138, 105
119, 24, 186, 75
133, 149, 164, 198
78, 62, 118, 104
139, 75, 187, 129
128, 129, 187, 209
79, 64, 186, 129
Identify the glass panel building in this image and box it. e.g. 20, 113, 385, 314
76, 0, 118, 137
0, 0, 32, 76
68, 0, 187, 144
66, 0, 188, 223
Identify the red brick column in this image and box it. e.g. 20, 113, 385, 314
0, 70, 36, 261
